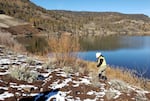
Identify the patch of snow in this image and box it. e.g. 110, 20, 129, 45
72, 82, 79, 87
127, 93, 130, 96
95, 91, 105, 98
0, 59, 11, 64
75, 97, 80, 100
0, 71, 9, 75
87, 91, 94, 95
113, 92, 121, 99
50, 78, 72, 89
36, 65, 43, 69
127, 85, 136, 91
54, 68, 62, 72
47, 91, 66, 101
0, 92, 14, 100
0, 80, 3, 82
84, 99, 96, 101
56, 71, 67, 77
72, 77, 91, 87
41, 72, 51, 78
0, 65, 8, 69
30, 93, 38, 96
87, 90, 105, 98
65, 96, 74, 101
128, 85, 149, 94
136, 89, 149, 94
10, 84, 38, 91
9, 82, 17, 85
108, 89, 121, 99
79, 78, 91, 85
0, 87, 8, 90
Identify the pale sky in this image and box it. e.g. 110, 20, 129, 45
30, 0, 150, 17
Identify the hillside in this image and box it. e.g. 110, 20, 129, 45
0, 46, 150, 101
0, 14, 27, 28
0, 0, 150, 36
0, 14, 40, 35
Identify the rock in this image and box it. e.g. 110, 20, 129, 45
37, 74, 46, 81
0, 89, 5, 94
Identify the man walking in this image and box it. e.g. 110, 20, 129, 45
96, 52, 107, 81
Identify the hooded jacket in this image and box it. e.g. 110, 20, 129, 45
97, 55, 106, 67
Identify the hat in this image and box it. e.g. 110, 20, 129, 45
96, 52, 101, 58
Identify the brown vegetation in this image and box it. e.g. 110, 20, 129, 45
48, 35, 80, 66
0, 29, 25, 51
86, 61, 150, 90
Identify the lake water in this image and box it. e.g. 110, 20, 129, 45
17, 35, 150, 79
78, 36, 150, 79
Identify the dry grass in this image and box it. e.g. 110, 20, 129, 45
106, 66, 139, 85
0, 30, 15, 46
0, 30, 25, 52
85, 61, 150, 90
48, 34, 80, 66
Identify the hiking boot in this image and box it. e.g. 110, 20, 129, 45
102, 76, 107, 81
99, 73, 102, 79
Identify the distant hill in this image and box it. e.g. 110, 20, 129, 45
0, 0, 150, 36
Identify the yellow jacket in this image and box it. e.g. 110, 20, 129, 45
97, 55, 106, 67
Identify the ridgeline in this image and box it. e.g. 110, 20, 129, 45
0, 0, 150, 36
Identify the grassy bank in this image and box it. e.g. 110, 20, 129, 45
0, 32, 150, 91
48, 35, 150, 91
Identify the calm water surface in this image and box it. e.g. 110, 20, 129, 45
78, 36, 150, 79
17, 35, 150, 79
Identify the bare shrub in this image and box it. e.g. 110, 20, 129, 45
88, 72, 101, 87
63, 66, 73, 77
48, 34, 80, 66
43, 58, 57, 70
0, 30, 15, 46
110, 79, 131, 92
8, 65, 38, 83
0, 30, 25, 51
105, 91, 117, 100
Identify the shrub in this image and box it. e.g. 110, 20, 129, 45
0, 30, 25, 51
109, 79, 131, 92
42, 58, 56, 70
8, 65, 38, 83
63, 66, 73, 77
0, 30, 14, 47
48, 34, 80, 66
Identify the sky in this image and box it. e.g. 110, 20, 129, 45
30, 0, 150, 17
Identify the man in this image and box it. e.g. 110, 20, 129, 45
96, 52, 107, 81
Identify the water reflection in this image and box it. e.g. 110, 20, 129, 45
16, 36, 48, 53
79, 36, 150, 51
79, 36, 150, 79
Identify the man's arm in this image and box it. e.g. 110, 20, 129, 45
97, 58, 103, 67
